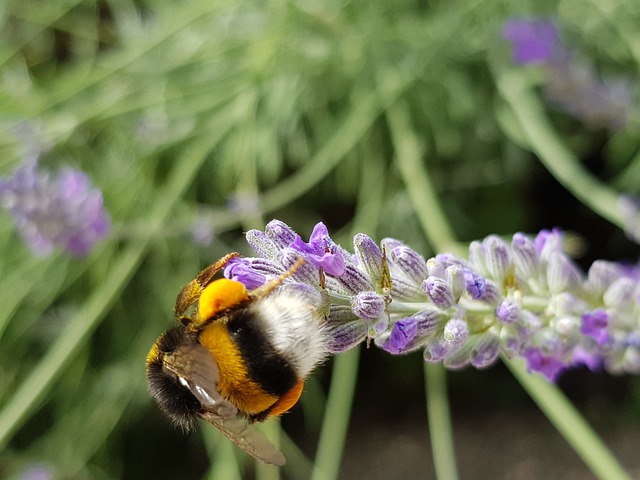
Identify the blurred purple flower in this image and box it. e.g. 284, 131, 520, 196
502, 18, 559, 65
580, 309, 609, 346
190, 213, 215, 247
522, 347, 568, 381
544, 61, 632, 130
572, 346, 602, 372
502, 17, 633, 130
228, 191, 261, 216
0, 162, 110, 256
20, 465, 53, 480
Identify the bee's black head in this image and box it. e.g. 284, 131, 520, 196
146, 327, 200, 431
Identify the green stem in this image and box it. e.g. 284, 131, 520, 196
33, 0, 235, 112
310, 347, 360, 480
203, 427, 242, 480
0, 0, 85, 66
0, 130, 229, 450
279, 429, 314, 479
424, 363, 458, 480
504, 356, 630, 480
256, 420, 281, 480
496, 70, 624, 229
385, 98, 460, 254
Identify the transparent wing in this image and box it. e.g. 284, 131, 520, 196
201, 413, 286, 466
164, 343, 237, 417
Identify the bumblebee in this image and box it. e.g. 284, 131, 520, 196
146, 253, 328, 465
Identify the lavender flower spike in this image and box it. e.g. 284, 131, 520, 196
229, 220, 640, 381
0, 162, 110, 256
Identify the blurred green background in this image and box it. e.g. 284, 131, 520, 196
1, 0, 640, 478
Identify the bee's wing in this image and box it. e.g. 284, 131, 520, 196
201, 413, 286, 466
164, 343, 238, 417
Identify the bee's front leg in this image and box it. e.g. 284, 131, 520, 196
174, 252, 240, 321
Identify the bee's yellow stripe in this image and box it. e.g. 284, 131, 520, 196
146, 340, 161, 367
196, 279, 249, 326
199, 321, 278, 415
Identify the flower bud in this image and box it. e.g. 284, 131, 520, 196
351, 291, 386, 320
337, 264, 375, 294
468, 240, 487, 275
328, 303, 358, 324
603, 277, 636, 309
246, 229, 280, 261
496, 298, 520, 325
423, 276, 455, 309
511, 233, 540, 281
354, 233, 383, 284
390, 246, 429, 284
265, 219, 298, 249
463, 270, 486, 300
483, 235, 511, 283
427, 258, 446, 278
389, 275, 427, 302
586, 260, 624, 296
446, 266, 466, 302
423, 338, 449, 362
444, 318, 469, 347
547, 252, 582, 294
326, 321, 367, 353
470, 332, 501, 368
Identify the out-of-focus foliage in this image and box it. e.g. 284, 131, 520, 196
1, 0, 639, 478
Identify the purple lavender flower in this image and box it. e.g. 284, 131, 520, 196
522, 347, 568, 381
464, 271, 486, 300
290, 222, 346, 276
572, 346, 603, 372
224, 257, 269, 290
190, 213, 215, 247
227, 220, 640, 381
0, 162, 110, 256
382, 318, 418, 354
20, 465, 53, 480
502, 18, 559, 65
580, 309, 609, 346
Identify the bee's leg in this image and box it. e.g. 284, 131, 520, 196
250, 257, 305, 300
174, 252, 240, 320
318, 266, 326, 289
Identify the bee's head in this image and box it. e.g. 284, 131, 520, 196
146, 327, 201, 431
146, 326, 238, 431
